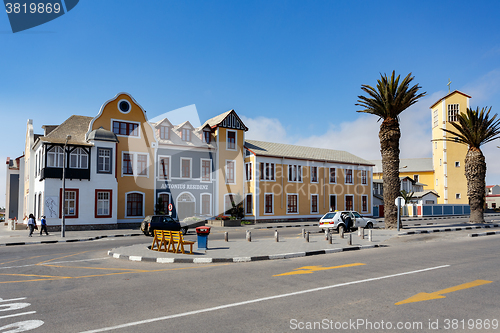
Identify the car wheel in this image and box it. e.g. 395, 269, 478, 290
181, 227, 188, 235
366, 222, 373, 229
338, 224, 345, 234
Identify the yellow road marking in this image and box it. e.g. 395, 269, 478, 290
273, 263, 365, 276
0, 273, 73, 278
396, 280, 493, 305
0, 263, 229, 284
36, 251, 91, 265
0, 255, 46, 265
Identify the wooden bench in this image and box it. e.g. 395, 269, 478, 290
171, 231, 195, 254
151, 230, 194, 254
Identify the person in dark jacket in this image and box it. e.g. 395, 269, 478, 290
27, 214, 36, 237
40, 215, 49, 236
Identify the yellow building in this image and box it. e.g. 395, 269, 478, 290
371, 158, 434, 191
430, 90, 470, 204
244, 140, 374, 220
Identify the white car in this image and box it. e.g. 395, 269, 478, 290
319, 211, 378, 233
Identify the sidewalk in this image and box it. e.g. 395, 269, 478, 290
108, 229, 398, 264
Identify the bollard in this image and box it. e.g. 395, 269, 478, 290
369, 229, 372, 242
360, 227, 365, 239
358, 228, 362, 237
224, 231, 228, 242
305, 231, 310, 242
275, 230, 279, 242
328, 233, 332, 244
347, 233, 352, 246
325, 229, 329, 241
246, 230, 251, 242
301, 228, 305, 238
339, 228, 344, 239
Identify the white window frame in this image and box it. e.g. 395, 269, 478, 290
121, 152, 149, 178
200, 158, 212, 182
456, 193, 461, 199
200, 193, 212, 216
455, 161, 460, 167
329, 194, 337, 211
286, 193, 299, 214
125, 191, 145, 218
264, 193, 274, 215
226, 130, 237, 151
181, 128, 191, 142
310, 166, 318, 183
361, 170, 367, 185
344, 168, 354, 185
329, 167, 336, 184
160, 126, 170, 140
345, 194, 354, 211
310, 194, 319, 214
447, 104, 459, 122
361, 195, 368, 213
433, 109, 438, 128
157, 192, 171, 213
259, 162, 275, 181
288, 164, 302, 183
225, 160, 236, 184
97, 148, 112, 173
63, 189, 78, 217
180, 157, 192, 179
47, 146, 64, 168
96, 190, 111, 217
158, 155, 171, 180
245, 193, 253, 215
245, 162, 253, 181
69, 148, 88, 169
413, 174, 419, 183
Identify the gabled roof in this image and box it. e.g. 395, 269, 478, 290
412, 190, 440, 198
154, 117, 173, 128
202, 110, 248, 131
370, 158, 433, 173
245, 140, 373, 166
173, 120, 194, 130
430, 90, 472, 109
39, 115, 93, 146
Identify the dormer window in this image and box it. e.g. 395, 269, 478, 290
47, 146, 64, 168
160, 126, 170, 140
70, 148, 88, 169
181, 128, 191, 142
227, 130, 236, 150
203, 131, 211, 143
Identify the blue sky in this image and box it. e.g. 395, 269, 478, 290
2, 0, 500, 207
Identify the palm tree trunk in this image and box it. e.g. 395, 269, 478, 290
465, 148, 486, 223
379, 117, 401, 229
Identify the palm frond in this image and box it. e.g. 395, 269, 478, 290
441, 107, 500, 149
356, 71, 426, 121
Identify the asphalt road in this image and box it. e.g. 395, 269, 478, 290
0, 226, 499, 332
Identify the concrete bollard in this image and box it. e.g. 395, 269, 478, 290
339, 228, 344, 239
305, 231, 310, 242
246, 230, 251, 242
275, 230, 279, 242
328, 233, 332, 244
360, 227, 365, 239
224, 231, 228, 242
358, 228, 361, 237
301, 228, 305, 238
325, 229, 329, 240
347, 233, 352, 246
369, 229, 372, 242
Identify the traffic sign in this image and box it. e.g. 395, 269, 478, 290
168, 203, 173, 211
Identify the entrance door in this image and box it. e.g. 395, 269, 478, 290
177, 193, 195, 221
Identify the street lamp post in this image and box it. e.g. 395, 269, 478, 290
61, 135, 71, 237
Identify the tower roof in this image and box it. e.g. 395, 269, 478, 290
430, 90, 471, 109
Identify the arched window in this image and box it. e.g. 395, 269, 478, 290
126, 192, 143, 217
70, 148, 88, 169
47, 146, 64, 168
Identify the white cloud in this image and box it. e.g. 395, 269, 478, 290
463, 69, 500, 104
240, 115, 290, 144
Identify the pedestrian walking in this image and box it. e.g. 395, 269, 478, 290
27, 214, 37, 237
40, 215, 49, 236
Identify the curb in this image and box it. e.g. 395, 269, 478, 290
107, 244, 383, 264
469, 230, 500, 238
399, 224, 500, 236
0, 233, 143, 247
253, 223, 319, 230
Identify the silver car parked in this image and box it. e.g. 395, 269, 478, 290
319, 211, 378, 233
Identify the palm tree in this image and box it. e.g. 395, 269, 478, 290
441, 107, 500, 223
356, 71, 426, 229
